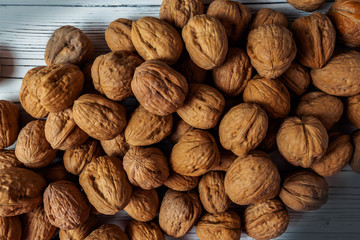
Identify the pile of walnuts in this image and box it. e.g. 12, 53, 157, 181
1, 0, 360, 239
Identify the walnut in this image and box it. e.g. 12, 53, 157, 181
177, 83, 225, 129
199, 171, 231, 214
45, 108, 88, 150
287, 0, 325, 11
328, 0, 360, 47
169, 118, 194, 144
100, 132, 129, 158
159, 190, 201, 237
15, 120, 57, 168
0, 101, 19, 149
347, 94, 360, 128
351, 130, 360, 173
124, 188, 159, 222
131, 17, 183, 64
126, 220, 165, 240
0, 216, 22, 240
207, 0, 251, 44
40, 162, 74, 183
250, 8, 288, 30
277, 116, 329, 168
0, 167, 46, 217
279, 170, 328, 211
311, 51, 360, 96
244, 199, 290, 240
45, 26, 93, 66
224, 151, 281, 205
123, 147, 169, 189
247, 24, 296, 79
291, 12, 336, 68
164, 172, 199, 191
85, 224, 129, 240
212, 48, 253, 97
124, 106, 173, 146
260, 118, 283, 153
72, 94, 127, 140
132, 60, 188, 116
175, 52, 207, 83
0, 150, 23, 170
182, 14, 228, 70
79, 156, 132, 215
105, 18, 135, 52
91, 51, 143, 101
211, 148, 237, 171
219, 103, 268, 156
296, 92, 344, 130
195, 211, 241, 240
170, 129, 220, 176
59, 215, 98, 240
279, 62, 310, 96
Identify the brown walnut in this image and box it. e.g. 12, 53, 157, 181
100, 132, 129, 158
346, 94, 360, 128
124, 188, 159, 222
169, 118, 194, 144
351, 130, 360, 173
40, 162, 74, 183
175, 52, 207, 83
0, 216, 22, 240
59, 215, 98, 240
126, 220, 165, 240
0, 150, 23, 170
211, 148, 237, 171
164, 172, 199, 191
260, 118, 283, 153
105, 18, 135, 52
85, 224, 129, 240
279, 62, 311, 96
287, 0, 325, 12
0, 100, 19, 149
250, 8, 288, 30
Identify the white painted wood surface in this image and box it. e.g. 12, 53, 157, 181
1, 0, 360, 239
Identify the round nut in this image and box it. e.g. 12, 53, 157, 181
175, 53, 207, 83
250, 8, 288, 30
126, 220, 165, 240
124, 188, 159, 222
85, 224, 129, 240
0, 216, 22, 240
105, 18, 135, 52
347, 93, 360, 128
287, 0, 325, 11
0, 100, 19, 149
279, 62, 311, 96
169, 118, 194, 144
100, 132, 129, 158
59, 215, 98, 240
351, 130, 360, 173
211, 148, 237, 171
0, 150, 23, 170
164, 172, 199, 191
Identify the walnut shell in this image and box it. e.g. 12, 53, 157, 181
182, 14, 228, 70
170, 129, 220, 176
100, 132, 129, 158
0, 150, 23, 170
175, 52, 207, 83
91, 51, 143, 101
177, 83, 225, 129
0, 100, 19, 149
196, 211, 241, 240
0, 216, 22, 240
159, 190, 202, 237
132, 60, 188, 116
351, 130, 360, 173
123, 147, 169, 190
73, 94, 127, 140
85, 224, 129, 240
59, 215, 98, 240
247, 24, 296, 79
347, 94, 360, 128
126, 220, 165, 240
212, 48, 253, 97
207, 0, 251, 44
287, 0, 325, 11
211, 148, 237, 171
244, 199, 290, 240
124, 106, 173, 146
15, 120, 58, 168
279, 170, 328, 211
79, 156, 132, 215
219, 103, 268, 156
131, 16, 183, 64
224, 151, 281, 205
279, 62, 311, 96
277, 116, 329, 168
169, 118, 194, 144
164, 172, 199, 191
296, 92, 344, 130
40, 162, 74, 183
124, 188, 159, 222
105, 18, 135, 52
250, 8, 288, 30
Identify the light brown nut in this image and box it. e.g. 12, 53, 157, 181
211, 148, 237, 171
327, 0, 360, 47
125, 106, 173, 146
219, 103, 268, 156
247, 24, 296, 79
101, 132, 129, 158
224, 151, 281, 205
296, 92, 344, 130
124, 188, 159, 222
126, 220, 165, 240
0, 150, 23, 170
207, 0, 251, 44
292, 12, 336, 69
175, 53, 207, 83
182, 14, 228, 70
287, 0, 325, 12
123, 147, 169, 190
198, 171, 231, 214
212, 48, 253, 97
79, 156, 132, 215
347, 94, 360, 128
277, 116, 329, 168
159, 190, 202, 237
279, 62, 311, 96
40, 162, 74, 183
0, 167, 46, 217
351, 130, 360, 173
63, 138, 102, 175
164, 172, 199, 191
195, 211, 241, 240
311, 51, 360, 96
72, 94, 127, 140
85, 224, 129, 240
131, 16, 183, 64
15, 120, 58, 168
21, 205, 57, 240
260, 118, 283, 153
45, 108, 88, 150
0, 216, 22, 240
0, 100, 19, 149
105, 18, 135, 52
250, 8, 288, 30
91, 52, 143, 101
169, 118, 194, 144
170, 129, 220, 176
177, 83, 225, 129
244, 199, 290, 240
132, 60, 188, 116
59, 215, 98, 240
280, 170, 328, 211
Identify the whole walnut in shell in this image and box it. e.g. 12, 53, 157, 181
182, 14, 228, 70
247, 24, 296, 79
346, 94, 360, 128
159, 190, 202, 237
250, 8, 288, 30
177, 83, 225, 129
169, 118, 194, 144
244, 199, 290, 240
85, 224, 129, 240
59, 215, 98, 240
105, 18, 135, 52
100, 132, 129, 158
164, 172, 199, 191
351, 130, 360, 173
45, 25, 93, 66
0, 100, 19, 149
280, 170, 328, 211
126, 220, 165, 240
279, 62, 310, 96
224, 151, 281, 205
124, 188, 159, 222
132, 60, 188, 116
0, 150, 23, 170
0, 216, 22, 240
287, 0, 325, 12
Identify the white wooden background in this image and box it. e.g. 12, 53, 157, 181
1, 0, 360, 239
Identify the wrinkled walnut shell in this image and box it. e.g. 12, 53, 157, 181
105, 18, 135, 52
164, 172, 199, 191
59, 215, 98, 240
250, 8, 288, 30
169, 118, 194, 144
0, 100, 19, 149
0, 216, 22, 240
287, 0, 325, 12
126, 220, 165, 240
0, 150, 23, 170
40, 162, 74, 183
85, 224, 129, 240
346, 93, 360, 128
100, 132, 129, 158
279, 62, 311, 96
211, 148, 237, 171
124, 188, 159, 222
